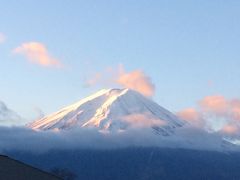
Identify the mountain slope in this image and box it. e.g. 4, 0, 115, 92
28, 89, 185, 134
8, 148, 240, 180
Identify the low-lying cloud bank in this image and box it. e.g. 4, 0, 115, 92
1, 95, 239, 154
0, 125, 237, 154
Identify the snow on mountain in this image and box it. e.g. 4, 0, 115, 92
28, 88, 185, 135
0, 101, 22, 126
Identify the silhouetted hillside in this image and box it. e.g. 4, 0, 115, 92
5, 148, 240, 180
0, 155, 61, 180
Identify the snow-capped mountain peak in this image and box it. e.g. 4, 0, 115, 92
28, 88, 185, 134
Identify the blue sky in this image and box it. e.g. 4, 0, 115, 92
0, 0, 240, 122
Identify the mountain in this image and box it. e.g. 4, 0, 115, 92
7, 148, 240, 180
28, 88, 185, 135
0, 101, 22, 126
0, 155, 60, 180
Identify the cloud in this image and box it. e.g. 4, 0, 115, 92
0, 101, 23, 126
230, 99, 240, 121
86, 65, 155, 97
221, 124, 238, 135
177, 108, 199, 122
85, 73, 102, 87
177, 108, 206, 128
13, 42, 63, 68
116, 65, 155, 97
178, 95, 240, 136
0, 125, 232, 153
199, 95, 228, 115
177, 108, 202, 124
33, 107, 45, 119
121, 113, 166, 128
0, 32, 6, 44
0, 100, 236, 153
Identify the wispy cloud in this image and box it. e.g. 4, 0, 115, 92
0, 32, 6, 44
85, 73, 102, 87
13, 42, 63, 68
33, 107, 45, 119
0, 101, 23, 126
178, 95, 240, 135
86, 64, 155, 97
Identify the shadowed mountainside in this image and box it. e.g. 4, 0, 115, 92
6, 147, 240, 180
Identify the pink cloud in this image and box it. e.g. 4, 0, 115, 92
116, 67, 155, 97
85, 73, 102, 87
0, 32, 6, 44
178, 95, 240, 135
199, 96, 240, 121
177, 108, 204, 128
86, 64, 155, 97
13, 42, 63, 68
199, 95, 228, 114
230, 99, 240, 121
221, 124, 238, 135
177, 108, 200, 122
122, 113, 166, 128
